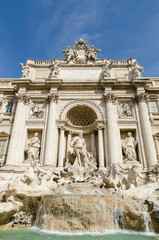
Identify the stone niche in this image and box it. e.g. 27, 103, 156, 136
120, 130, 140, 165
24, 130, 42, 163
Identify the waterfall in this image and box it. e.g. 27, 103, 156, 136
35, 186, 154, 233
142, 211, 152, 232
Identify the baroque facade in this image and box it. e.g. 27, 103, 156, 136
0, 39, 159, 173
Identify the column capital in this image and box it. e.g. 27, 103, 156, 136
103, 93, 117, 104
97, 124, 105, 130
48, 93, 59, 103
65, 130, 73, 135
16, 93, 30, 104
58, 125, 66, 131
135, 93, 148, 103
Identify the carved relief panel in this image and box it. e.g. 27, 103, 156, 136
118, 101, 133, 118
29, 101, 45, 118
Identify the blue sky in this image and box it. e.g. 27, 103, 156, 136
0, 0, 159, 78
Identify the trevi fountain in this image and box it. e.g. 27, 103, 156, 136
0, 39, 159, 239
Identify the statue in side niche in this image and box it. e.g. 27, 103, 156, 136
122, 132, 138, 163
27, 132, 41, 162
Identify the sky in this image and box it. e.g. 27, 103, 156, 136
0, 0, 159, 78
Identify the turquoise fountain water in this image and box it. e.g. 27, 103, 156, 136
0, 227, 158, 240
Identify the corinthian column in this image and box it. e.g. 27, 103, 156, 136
66, 131, 72, 162
43, 93, 58, 166
97, 125, 105, 167
91, 131, 96, 158
58, 126, 65, 167
6, 94, 29, 166
136, 93, 157, 166
104, 93, 121, 166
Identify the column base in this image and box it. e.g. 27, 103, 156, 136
98, 166, 107, 171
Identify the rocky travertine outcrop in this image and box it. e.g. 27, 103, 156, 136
0, 182, 159, 233
37, 192, 147, 232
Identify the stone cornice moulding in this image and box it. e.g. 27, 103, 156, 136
56, 119, 105, 133
13, 78, 63, 89
61, 80, 100, 87
100, 79, 117, 87
132, 78, 150, 87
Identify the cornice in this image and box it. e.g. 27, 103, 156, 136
132, 77, 150, 86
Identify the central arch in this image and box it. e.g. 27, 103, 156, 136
59, 100, 104, 121
57, 100, 105, 168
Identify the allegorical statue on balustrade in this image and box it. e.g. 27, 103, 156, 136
26, 132, 41, 162
20, 63, 30, 78
122, 132, 138, 163
132, 60, 144, 78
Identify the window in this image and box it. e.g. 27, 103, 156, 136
150, 101, 159, 113
6, 102, 13, 113
0, 140, 6, 157
0, 134, 8, 165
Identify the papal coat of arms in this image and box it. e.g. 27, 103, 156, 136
62, 38, 100, 64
